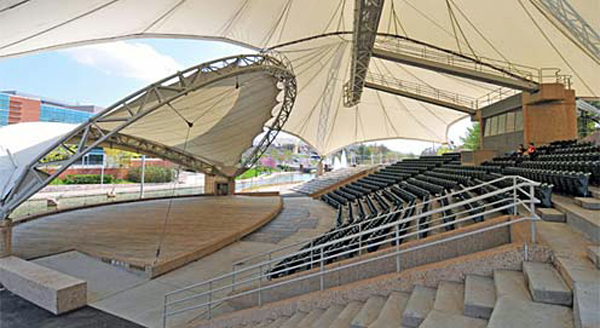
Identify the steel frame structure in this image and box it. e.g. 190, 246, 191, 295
343, 0, 385, 107
534, 0, 600, 64
0, 54, 296, 220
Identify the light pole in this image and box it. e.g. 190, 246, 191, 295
140, 155, 146, 199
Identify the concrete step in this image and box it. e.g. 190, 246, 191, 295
573, 282, 600, 328
311, 304, 344, 328
589, 186, 600, 200
329, 301, 363, 328
523, 261, 572, 306
493, 269, 532, 301
265, 316, 289, 328
586, 246, 600, 269
401, 285, 437, 328
488, 297, 574, 328
574, 197, 600, 210
280, 311, 307, 328
297, 308, 324, 327
553, 256, 600, 328
432, 281, 465, 315
368, 291, 410, 328
350, 295, 387, 328
419, 310, 487, 328
464, 274, 496, 319
554, 255, 600, 289
553, 195, 600, 243
537, 208, 566, 222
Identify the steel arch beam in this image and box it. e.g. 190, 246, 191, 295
343, 0, 385, 107
533, 0, 600, 64
0, 54, 296, 220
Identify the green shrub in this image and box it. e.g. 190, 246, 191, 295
63, 174, 114, 184
127, 166, 174, 183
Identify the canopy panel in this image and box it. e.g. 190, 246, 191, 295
0, 122, 76, 200
0, 0, 598, 155
97, 70, 280, 170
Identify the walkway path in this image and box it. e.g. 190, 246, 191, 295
31, 196, 335, 328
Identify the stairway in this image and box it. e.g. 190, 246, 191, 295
550, 191, 600, 244
238, 262, 579, 328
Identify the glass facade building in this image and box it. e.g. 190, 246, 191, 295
0, 91, 104, 165
39, 104, 93, 124
0, 94, 8, 126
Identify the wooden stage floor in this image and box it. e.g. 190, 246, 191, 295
12, 195, 282, 277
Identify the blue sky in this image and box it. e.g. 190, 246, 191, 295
0, 39, 250, 107
0, 38, 471, 154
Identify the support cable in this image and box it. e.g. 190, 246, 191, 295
152, 121, 193, 266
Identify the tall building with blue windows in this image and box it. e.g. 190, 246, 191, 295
0, 91, 105, 164
0, 90, 102, 126
0, 93, 9, 126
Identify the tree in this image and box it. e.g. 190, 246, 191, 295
578, 101, 600, 138
460, 123, 481, 150
104, 148, 140, 168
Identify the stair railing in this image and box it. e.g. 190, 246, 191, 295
162, 176, 540, 327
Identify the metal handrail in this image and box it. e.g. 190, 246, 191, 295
169, 198, 517, 307
162, 176, 540, 327
169, 177, 531, 296
232, 175, 533, 269
166, 213, 534, 320
171, 176, 533, 292
373, 36, 572, 87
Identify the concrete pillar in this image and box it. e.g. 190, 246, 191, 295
316, 161, 324, 176
522, 83, 577, 145
205, 175, 236, 195
0, 219, 12, 258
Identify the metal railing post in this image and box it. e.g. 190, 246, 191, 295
395, 223, 401, 272
232, 264, 236, 292
358, 224, 363, 255
162, 294, 167, 328
513, 176, 518, 215
268, 252, 272, 272
320, 248, 324, 291
310, 241, 314, 268
208, 281, 212, 319
258, 265, 263, 307
530, 184, 536, 245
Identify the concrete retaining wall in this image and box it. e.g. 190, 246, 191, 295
190, 243, 552, 328
228, 216, 513, 309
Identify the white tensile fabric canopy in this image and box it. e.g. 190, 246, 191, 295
0, 122, 76, 200
0, 0, 598, 155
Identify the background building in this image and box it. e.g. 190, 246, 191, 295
0, 90, 105, 164
0, 90, 102, 126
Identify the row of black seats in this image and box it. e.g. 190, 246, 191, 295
536, 152, 600, 162
503, 167, 590, 197
275, 167, 521, 279
553, 144, 600, 154
275, 172, 456, 279
430, 167, 555, 208
520, 160, 600, 185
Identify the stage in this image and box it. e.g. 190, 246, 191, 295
12, 195, 282, 277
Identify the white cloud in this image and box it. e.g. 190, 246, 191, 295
66, 41, 183, 82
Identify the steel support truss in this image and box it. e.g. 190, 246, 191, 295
343, 0, 385, 107
534, 0, 600, 64
0, 54, 296, 219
